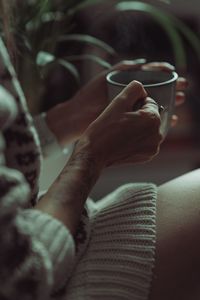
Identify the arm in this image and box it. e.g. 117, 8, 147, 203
35, 141, 102, 235
37, 61, 187, 157
35, 81, 162, 236
0, 80, 160, 300
36, 60, 149, 154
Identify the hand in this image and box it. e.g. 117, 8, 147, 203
72, 59, 147, 134
46, 59, 147, 146
141, 62, 188, 127
76, 60, 187, 130
76, 80, 162, 168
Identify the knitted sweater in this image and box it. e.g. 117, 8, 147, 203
0, 38, 75, 299
0, 37, 157, 300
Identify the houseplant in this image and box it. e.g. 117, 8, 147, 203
0, 0, 115, 112
2, 0, 200, 113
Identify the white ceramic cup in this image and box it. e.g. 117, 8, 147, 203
106, 69, 178, 136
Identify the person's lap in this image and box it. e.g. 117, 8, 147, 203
70, 169, 200, 299
149, 168, 200, 300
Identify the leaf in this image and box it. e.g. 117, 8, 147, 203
36, 51, 80, 84
25, 0, 51, 31
57, 34, 115, 55
56, 59, 80, 84
41, 12, 64, 23
64, 54, 112, 69
36, 51, 55, 66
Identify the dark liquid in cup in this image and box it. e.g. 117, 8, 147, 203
120, 77, 162, 86
113, 70, 170, 86
142, 80, 161, 85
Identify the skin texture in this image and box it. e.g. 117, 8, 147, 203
46, 61, 188, 147
149, 169, 200, 300
46, 60, 149, 146
36, 80, 162, 234
80, 81, 162, 167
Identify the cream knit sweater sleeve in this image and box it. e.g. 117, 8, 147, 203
0, 166, 75, 300
0, 37, 76, 299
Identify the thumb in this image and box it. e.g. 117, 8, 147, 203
116, 80, 147, 111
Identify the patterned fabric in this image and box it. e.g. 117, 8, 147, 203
0, 37, 76, 299
0, 38, 41, 205
0, 37, 157, 300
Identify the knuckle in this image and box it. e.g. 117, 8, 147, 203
153, 116, 161, 130
133, 80, 143, 89
126, 80, 147, 99
142, 111, 161, 129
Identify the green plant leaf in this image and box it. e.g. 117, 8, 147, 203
58, 34, 116, 55
116, 1, 187, 69
57, 59, 80, 83
36, 51, 55, 66
64, 54, 112, 69
36, 51, 80, 84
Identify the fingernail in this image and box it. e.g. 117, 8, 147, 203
123, 58, 147, 65
166, 63, 175, 70
132, 58, 147, 64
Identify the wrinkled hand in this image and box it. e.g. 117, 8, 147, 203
73, 60, 187, 134
72, 59, 147, 135
49, 60, 186, 147
76, 81, 162, 168
141, 62, 188, 127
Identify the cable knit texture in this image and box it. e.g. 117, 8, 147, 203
64, 183, 157, 300
0, 37, 76, 299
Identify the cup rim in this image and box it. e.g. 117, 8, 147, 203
106, 69, 178, 88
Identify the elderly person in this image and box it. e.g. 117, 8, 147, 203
1, 1, 199, 300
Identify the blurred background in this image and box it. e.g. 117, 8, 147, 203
8, 0, 200, 199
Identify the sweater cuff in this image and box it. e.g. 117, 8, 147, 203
20, 209, 75, 291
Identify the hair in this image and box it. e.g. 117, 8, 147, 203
0, 0, 17, 62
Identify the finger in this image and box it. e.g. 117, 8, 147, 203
139, 97, 160, 119
171, 115, 178, 127
175, 91, 185, 106
141, 62, 175, 72
116, 80, 147, 110
110, 58, 147, 72
98, 59, 147, 80
176, 77, 188, 91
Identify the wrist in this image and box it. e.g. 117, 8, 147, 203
74, 135, 105, 173
36, 138, 102, 234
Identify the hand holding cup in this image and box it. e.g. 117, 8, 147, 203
77, 81, 162, 168
106, 62, 179, 137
